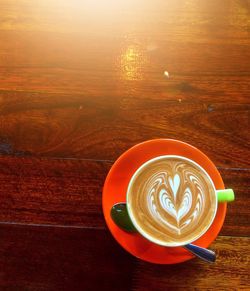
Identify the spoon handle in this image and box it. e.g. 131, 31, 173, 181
184, 244, 216, 263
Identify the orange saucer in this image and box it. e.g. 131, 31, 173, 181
102, 139, 227, 264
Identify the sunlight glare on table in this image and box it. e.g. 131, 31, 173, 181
120, 44, 148, 81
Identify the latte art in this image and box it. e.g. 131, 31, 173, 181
127, 156, 217, 246
147, 172, 204, 235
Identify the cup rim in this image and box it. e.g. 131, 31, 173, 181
126, 154, 218, 247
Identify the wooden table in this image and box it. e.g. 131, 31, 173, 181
0, 0, 249, 289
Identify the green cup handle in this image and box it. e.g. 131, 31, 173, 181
216, 189, 235, 202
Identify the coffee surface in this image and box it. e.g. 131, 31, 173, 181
127, 157, 217, 246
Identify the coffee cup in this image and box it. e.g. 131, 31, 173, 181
111, 155, 234, 247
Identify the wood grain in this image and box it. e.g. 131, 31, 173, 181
0, 156, 111, 228
0, 0, 249, 290
220, 168, 250, 237
1, 224, 249, 290
133, 236, 250, 290
0, 90, 249, 167
0, 156, 249, 236
0, 224, 137, 291
0, 0, 249, 166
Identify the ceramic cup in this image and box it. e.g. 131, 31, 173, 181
111, 154, 234, 247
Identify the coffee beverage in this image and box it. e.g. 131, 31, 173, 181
127, 156, 217, 246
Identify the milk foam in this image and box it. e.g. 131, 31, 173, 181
127, 157, 217, 246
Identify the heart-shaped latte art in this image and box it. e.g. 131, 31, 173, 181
147, 171, 203, 234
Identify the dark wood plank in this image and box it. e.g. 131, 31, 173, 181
0, 224, 137, 291
132, 236, 250, 290
0, 90, 249, 168
1, 224, 249, 291
0, 156, 249, 236
220, 168, 250, 237
0, 156, 111, 228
